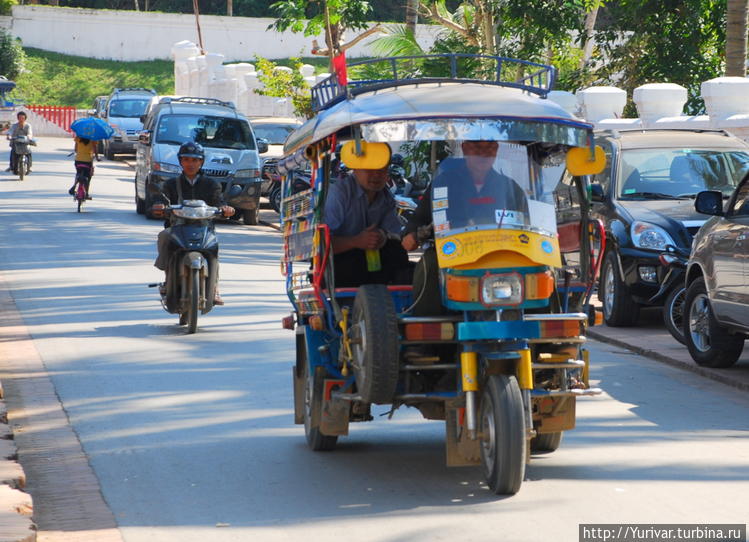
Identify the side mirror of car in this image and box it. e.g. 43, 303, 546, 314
140, 115, 146, 123
138, 130, 151, 145
590, 183, 605, 202
694, 190, 724, 216
257, 138, 269, 154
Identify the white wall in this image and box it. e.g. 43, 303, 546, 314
9, 5, 441, 62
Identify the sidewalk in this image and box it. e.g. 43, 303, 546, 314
588, 306, 749, 392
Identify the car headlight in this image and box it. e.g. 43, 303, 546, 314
153, 162, 182, 174
235, 168, 260, 179
631, 221, 676, 250
109, 123, 124, 136
480, 273, 523, 306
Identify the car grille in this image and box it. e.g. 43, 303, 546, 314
202, 168, 230, 177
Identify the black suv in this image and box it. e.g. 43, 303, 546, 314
589, 129, 749, 326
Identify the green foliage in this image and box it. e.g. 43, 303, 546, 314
269, 0, 372, 38
15, 47, 172, 107
253, 56, 313, 119
0, 29, 25, 80
369, 24, 424, 57
0, 0, 16, 16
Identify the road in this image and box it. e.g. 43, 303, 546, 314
1, 137, 748, 542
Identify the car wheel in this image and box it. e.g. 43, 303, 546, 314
105, 145, 114, 160
683, 278, 744, 368
600, 252, 640, 326
135, 179, 145, 215
243, 208, 258, 225
270, 186, 282, 214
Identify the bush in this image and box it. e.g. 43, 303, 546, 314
0, 0, 16, 16
0, 29, 25, 80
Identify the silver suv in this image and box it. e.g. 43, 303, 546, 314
102, 88, 156, 159
134, 97, 268, 224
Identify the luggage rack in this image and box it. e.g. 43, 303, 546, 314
311, 53, 557, 112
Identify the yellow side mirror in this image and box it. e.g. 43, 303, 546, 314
340, 140, 391, 170
567, 145, 606, 176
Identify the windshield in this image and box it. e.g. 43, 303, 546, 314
252, 123, 298, 145
618, 148, 749, 199
156, 114, 256, 150
108, 99, 150, 118
432, 140, 563, 238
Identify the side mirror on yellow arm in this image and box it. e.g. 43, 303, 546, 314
566, 145, 606, 176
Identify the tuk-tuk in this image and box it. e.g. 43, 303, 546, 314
278, 54, 605, 495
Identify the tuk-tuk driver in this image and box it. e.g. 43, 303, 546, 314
324, 159, 409, 288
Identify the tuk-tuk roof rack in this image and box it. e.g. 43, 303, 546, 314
311, 54, 557, 113
158, 96, 236, 109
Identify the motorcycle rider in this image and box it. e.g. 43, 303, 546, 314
7, 111, 33, 173
150, 141, 235, 305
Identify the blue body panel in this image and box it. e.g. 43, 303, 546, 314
457, 320, 542, 341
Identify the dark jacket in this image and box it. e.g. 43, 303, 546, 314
150, 173, 226, 208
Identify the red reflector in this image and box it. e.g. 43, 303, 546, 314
281, 315, 295, 330
405, 323, 455, 341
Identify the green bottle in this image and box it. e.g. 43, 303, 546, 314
365, 249, 381, 272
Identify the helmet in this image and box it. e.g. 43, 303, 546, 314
178, 141, 204, 160
391, 153, 404, 167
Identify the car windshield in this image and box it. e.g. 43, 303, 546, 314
108, 98, 151, 118
432, 141, 562, 238
252, 123, 298, 145
618, 148, 749, 199
155, 114, 256, 150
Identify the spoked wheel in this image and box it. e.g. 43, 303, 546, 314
186, 267, 200, 334
301, 346, 338, 451
683, 278, 744, 368
530, 431, 563, 453
663, 286, 686, 345
480, 374, 526, 495
349, 284, 399, 405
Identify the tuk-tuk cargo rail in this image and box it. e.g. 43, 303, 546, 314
532, 360, 586, 370
398, 315, 464, 323
403, 363, 459, 371
526, 336, 586, 344
524, 313, 588, 321
531, 388, 602, 397
311, 54, 557, 112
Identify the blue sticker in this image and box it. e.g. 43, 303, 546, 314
541, 240, 553, 254
443, 241, 457, 255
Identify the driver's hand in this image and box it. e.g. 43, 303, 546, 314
356, 225, 384, 250
221, 205, 235, 217
401, 232, 418, 251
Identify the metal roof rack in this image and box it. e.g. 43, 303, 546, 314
112, 87, 157, 95
158, 96, 236, 109
311, 53, 557, 112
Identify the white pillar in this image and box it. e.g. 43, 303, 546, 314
171, 40, 200, 96
576, 86, 627, 123
633, 83, 687, 125
547, 90, 578, 117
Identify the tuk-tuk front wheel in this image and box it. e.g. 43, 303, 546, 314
480, 374, 525, 495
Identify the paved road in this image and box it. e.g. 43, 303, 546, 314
1, 138, 748, 542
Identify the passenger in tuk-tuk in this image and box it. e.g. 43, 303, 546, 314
402, 140, 529, 315
324, 155, 410, 288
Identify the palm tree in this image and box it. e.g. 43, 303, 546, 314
726, 0, 748, 76
406, 0, 419, 35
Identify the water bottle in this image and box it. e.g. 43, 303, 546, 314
366, 249, 381, 272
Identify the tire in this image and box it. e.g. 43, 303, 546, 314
105, 144, 114, 160
18, 156, 25, 181
662, 286, 686, 345
178, 313, 188, 326
302, 347, 338, 451
480, 374, 526, 495
530, 431, 562, 453
135, 180, 145, 215
600, 251, 640, 326
349, 284, 400, 404
683, 278, 744, 368
186, 267, 200, 334
243, 208, 258, 225
270, 186, 282, 214
76, 183, 86, 213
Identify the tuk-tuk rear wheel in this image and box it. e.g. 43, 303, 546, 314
350, 284, 399, 405
530, 431, 562, 453
302, 352, 338, 451
480, 374, 525, 495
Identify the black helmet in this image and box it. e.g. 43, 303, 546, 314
178, 141, 204, 160
391, 153, 404, 166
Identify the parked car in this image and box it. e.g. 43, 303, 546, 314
102, 87, 157, 159
134, 96, 268, 225
683, 177, 749, 367
89, 95, 108, 153
588, 129, 749, 327
250, 117, 302, 206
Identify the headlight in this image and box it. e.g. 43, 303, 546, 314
235, 168, 260, 179
480, 273, 523, 306
631, 221, 676, 250
153, 162, 182, 174
109, 123, 123, 136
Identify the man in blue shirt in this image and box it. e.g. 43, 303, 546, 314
325, 163, 409, 287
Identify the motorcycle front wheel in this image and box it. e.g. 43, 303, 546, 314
18, 155, 26, 181
186, 267, 200, 334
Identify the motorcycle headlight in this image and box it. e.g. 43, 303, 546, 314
235, 168, 260, 179
153, 162, 182, 174
631, 221, 676, 251
480, 273, 523, 306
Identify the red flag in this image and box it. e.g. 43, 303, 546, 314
332, 51, 348, 86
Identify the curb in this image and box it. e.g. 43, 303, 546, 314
0, 382, 36, 542
587, 328, 749, 393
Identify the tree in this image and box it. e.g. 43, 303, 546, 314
270, 0, 384, 68
725, 0, 748, 76
0, 29, 25, 80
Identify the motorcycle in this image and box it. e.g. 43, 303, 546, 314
149, 199, 225, 334
11, 135, 35, 181
652, 246, 689, 344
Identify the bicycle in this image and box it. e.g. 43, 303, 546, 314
72, 162, 92, 212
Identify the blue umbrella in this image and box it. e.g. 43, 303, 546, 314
70, 117, 115, 141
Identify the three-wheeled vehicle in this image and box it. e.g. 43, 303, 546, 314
277, 54, 606, 495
